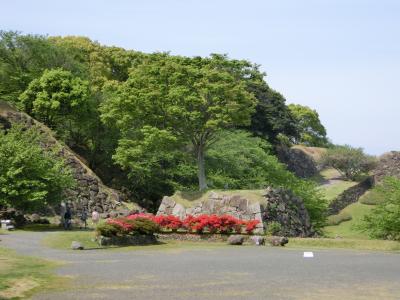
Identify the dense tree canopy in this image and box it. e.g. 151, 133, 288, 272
101, 57, 256, 191
288, 104, 328, 147
0, 31, 329, 224
0, 125, 74, 212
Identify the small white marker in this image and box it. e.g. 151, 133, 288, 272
303, 251, 314, 258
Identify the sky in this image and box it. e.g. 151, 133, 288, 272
2, 0, 400, 155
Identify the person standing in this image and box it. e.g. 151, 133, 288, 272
91, 209, 100, 227
64, 207, 72, 230
80, 209, 88, 229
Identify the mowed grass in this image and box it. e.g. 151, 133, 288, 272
316, 168, 358, 202
324, 202, 375, 239
287, 238, 400, 252
0, 247, 66, 299
42, 230, 229, 251
319, 181, 358, 203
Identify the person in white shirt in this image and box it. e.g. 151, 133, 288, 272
91, 209, 100, 226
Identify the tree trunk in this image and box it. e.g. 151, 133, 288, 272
197, 145, 207, 191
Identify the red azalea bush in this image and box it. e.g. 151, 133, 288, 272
125, 213, 261, 234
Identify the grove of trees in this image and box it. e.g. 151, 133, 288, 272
0, 31, 329, 230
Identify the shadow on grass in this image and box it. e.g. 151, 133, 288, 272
19, 224, 95, 233
81, 241, 168, 251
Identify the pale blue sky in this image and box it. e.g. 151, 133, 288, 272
2, 0, 400, 155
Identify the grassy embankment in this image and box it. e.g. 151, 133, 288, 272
0, 246, 66, 299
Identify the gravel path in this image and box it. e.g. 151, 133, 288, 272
1, 232, 400, 300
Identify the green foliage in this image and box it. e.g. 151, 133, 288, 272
19, 68, 89, 131
360, 177, 400, 240
288, 104, 328, 147
96, 218, 160, 237
266, 221, 282, 235
95, 223, 119, 237
206, 130, 327, 231
249, 85, 299, 144
125, 217, 160, 235
101, 56, 256, 191
0, 31, 84, 104
327, 212, 352, 226
206, 130, 285, 189
0, 32, 330, 224
0, 125, 74, 212
321, 145, 377, 181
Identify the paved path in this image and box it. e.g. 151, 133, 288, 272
1, 232, 400, 300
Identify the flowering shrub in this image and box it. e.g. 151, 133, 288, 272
96, 216, 159, 237
120, 213, 261, 234
154, 215, 183, 231
245, 220, 260, 234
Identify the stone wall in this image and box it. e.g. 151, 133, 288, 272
374, 151, 400, 183
263, 187, 313, 237
157, 188, 313, 237
0, 100, 141, 217
276, 146, 319, 178
158, 192, 264, 234
328, 177, 374, 215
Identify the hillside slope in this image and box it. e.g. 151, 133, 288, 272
0, 100, 142, 217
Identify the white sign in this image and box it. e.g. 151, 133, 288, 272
303, 252, 314, 258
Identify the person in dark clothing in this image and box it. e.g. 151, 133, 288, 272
64, 208, 72, 230
80, 209, 88, 229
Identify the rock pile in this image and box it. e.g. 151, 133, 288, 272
374, 151, 400, 182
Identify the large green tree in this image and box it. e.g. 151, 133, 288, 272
248, 85, 299, 144
288, 104, 328, 147
101, 57, 256, 191
19, 68, 90, 144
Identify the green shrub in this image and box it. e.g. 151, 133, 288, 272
96, 223, 119, 237
326, 212, 352, 226
124, 217, 160, 235
359, 177, 400, 240
266, 221, 282, 235
0, 125, 74, 212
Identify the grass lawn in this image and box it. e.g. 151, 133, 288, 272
287, 238, 400, 252
0, 247, 66, 299
42, 230, 229, 251
324, 202, 375, 239
41, 229, 400, 253
319, 180, 358, 203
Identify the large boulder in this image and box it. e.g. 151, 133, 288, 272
71, 241, 84, 250
227, 235, 245, 245
266, 236, 289, 246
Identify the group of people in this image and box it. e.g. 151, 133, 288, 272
63, 206, 100, 230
